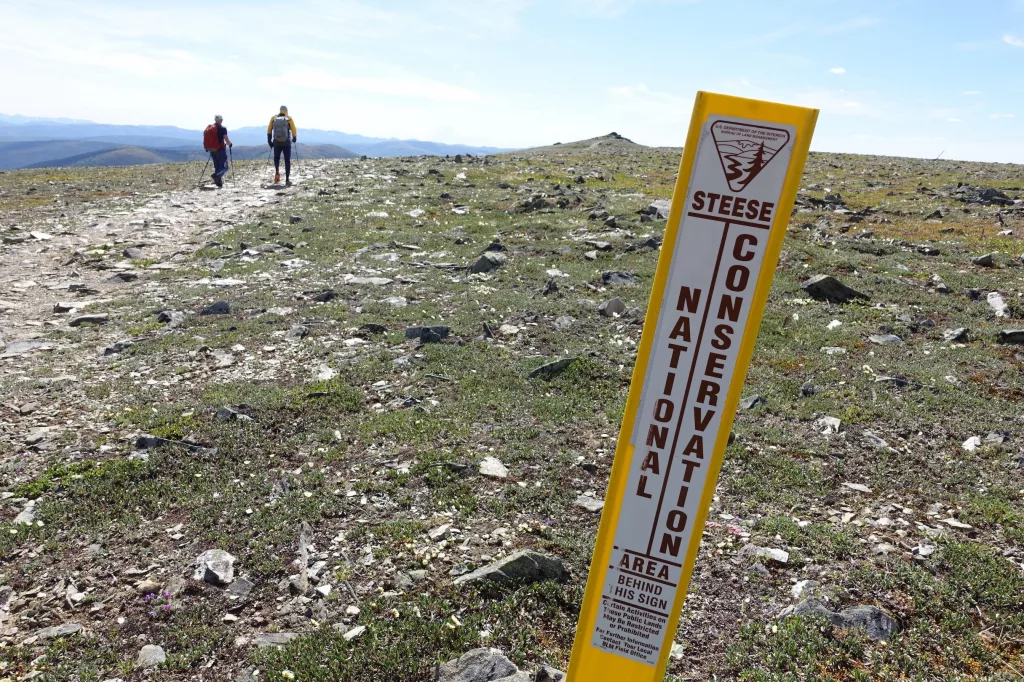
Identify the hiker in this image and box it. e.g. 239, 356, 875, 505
203, 115, 232, 188
267, 105, 297, 186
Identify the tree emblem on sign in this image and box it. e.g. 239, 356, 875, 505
710, 121, 790, 193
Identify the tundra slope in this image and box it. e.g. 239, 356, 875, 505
0, 136, 1023, 680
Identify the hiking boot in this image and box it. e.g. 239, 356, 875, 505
286, 179, 292, 187
214, 175, 223, 188
274, 172, 280, 184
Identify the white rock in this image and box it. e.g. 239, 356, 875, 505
842, 482, 873, 494
961, 436, 981, 451
575, 495, 605, 513
136, 644, 166, 668
342, 625, 366, 641
817, 416, 841, 434
194, 549, 236, 585
479, 456, 509, 479
428, 524, 451, 541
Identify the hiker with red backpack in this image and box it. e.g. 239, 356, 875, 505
267, 105, 297, 186
203, 115, 233, 188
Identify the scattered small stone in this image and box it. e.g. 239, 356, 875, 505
437, 648, 520, 682
53, 301, 76, 313
739, 544, 789, 565
998, 329, 1024, 344
987, 291, 1008, 317
429, 524, 451, 541
739, 395, 765, 410
14, 501, 36, 525
313, 290, 336, 303
801, 274, 869, 303
943, 328, 969, 343
342, 624, 366, 641
69, 314, 109, 327
201, 301, 231, 315
869, 333, 902, 345
136, 644, 166, 669
157, 310, 186, 326
842, 482, 873, 494
470, 252, 507, 274
406, 325, 450, 343
791, 599, 900, 642
289, 215, 303, 224
215, 406, 252, 422
817, 416, 841, 434
36, 623, 83, 640
601, 270, 637, 286
479, 456, 509, 479
360, 323, 386, 334
584, 250, 598, 261
123, 247, 144, 259
194, 549, 236, 585
453, 550, 568, 588
647, 199, 671, 219
598, 297, 626, 317
575, 494, 605, 513
228, 576, 254, 600
800, 382, 819, 397
553, 315, 574, 331
972, 253, 995, 267
253, 632, 299, 648
528, 358, 578, 380
287, 324, 309, 340
791, 580, 819, 599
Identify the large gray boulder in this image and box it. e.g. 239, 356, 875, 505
453, 550, 568, 588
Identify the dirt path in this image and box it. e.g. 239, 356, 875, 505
0, 163, 324, 477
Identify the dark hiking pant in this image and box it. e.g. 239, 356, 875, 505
273, 143, 292, 178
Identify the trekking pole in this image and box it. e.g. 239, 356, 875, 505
228, 146, 234, 183
196, 155, 211, 188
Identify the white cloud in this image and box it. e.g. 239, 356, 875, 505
962, 90, 982, 95
1004, 34, 1024, 47
990, 113, 1016, 119
829, 67, 847, 74
947, 118, 962, 123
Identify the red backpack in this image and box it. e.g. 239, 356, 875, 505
203, 124, 221, 151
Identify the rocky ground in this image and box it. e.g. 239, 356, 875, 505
1, 136, 1023, 681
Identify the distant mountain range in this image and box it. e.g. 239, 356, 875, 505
0, 114, 513, 170
3, 141, 358, 170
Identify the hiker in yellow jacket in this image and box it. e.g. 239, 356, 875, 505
267, 106, 297, 186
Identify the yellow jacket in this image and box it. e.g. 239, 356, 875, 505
267, 114, 297, 142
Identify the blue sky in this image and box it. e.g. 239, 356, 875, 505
3, 0, 1024, 161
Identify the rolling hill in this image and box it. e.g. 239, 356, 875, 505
18, 143, 358, 169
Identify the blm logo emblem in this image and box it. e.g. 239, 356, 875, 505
710, 120, 791, 193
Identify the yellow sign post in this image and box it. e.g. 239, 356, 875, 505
567, 92, 817, 681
